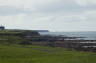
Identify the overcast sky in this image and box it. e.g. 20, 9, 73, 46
0, 0, 96, 31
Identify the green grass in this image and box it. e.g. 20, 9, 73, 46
0, 36, 24, 45
0, 45, 34, 63
0, 45, 96, 63
0, 30, 95, 63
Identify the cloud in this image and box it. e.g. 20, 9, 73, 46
0, 5, 32, 16
0, 0, 85, 12
74, 0, 87, 6
0, 0, 95, 31
0, 0, 87, 15
30, 0, 85, 13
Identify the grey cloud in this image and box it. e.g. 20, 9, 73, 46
0, 0, 96, 31
86, 4, 96, 10
0, 6, 32, 16
33, 0, 85, 13
33, 0, 96, 14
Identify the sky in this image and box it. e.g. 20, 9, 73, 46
0, 0, 96, 31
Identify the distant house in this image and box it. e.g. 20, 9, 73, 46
0, 26, 5, 30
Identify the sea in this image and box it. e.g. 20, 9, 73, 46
39, 31, 96, 40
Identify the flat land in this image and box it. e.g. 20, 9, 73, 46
0, 45, 96, 63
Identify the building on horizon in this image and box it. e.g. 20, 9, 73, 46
0, 26, 5, 30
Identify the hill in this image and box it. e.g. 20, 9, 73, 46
0, 30, 40, 45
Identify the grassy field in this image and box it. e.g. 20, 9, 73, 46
0, 45, 96, 63
0, 30, 96, 63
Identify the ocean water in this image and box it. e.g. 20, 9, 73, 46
39, 31, 96, 40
